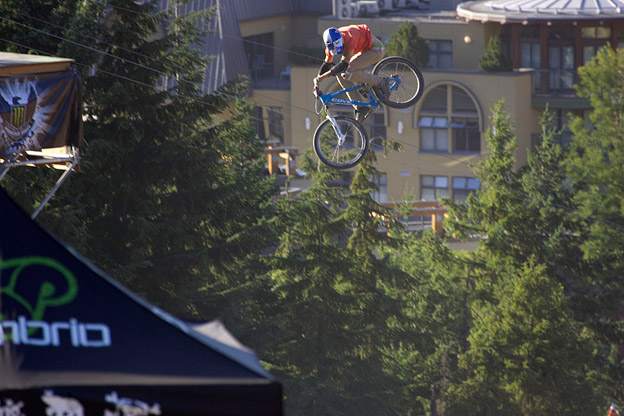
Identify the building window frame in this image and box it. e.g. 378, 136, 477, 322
451, 176, 480, 202
267, 107, 284, 143
421, 175, 449, 201
371, 173, 387, 203
426, 39, 453, 69
418, 84, 481, 154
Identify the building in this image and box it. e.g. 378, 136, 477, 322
154, 0, 624, 210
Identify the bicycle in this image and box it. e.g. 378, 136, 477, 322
312, 56, 424, 170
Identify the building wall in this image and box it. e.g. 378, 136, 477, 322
286, 65, 539, 202
317, 17, 486, 69
240, 15, 322, 78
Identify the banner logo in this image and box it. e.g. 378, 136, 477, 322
11, 105, 25, 127
0, 85, 37, 144
1, 256, 112, 348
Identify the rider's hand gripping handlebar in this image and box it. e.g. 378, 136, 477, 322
313, 78, 322, 98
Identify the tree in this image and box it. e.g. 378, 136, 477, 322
565, 46, 624, 400
0, 1, 279, 321
479, 36, 512, 72
443, 102, 608, 414
567, 46, 624, 261
384, 21, 430, 68
265, 154, 400, 416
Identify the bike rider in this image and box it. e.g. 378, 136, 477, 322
313, 24, 391, 122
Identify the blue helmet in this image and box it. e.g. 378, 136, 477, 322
323, 27, 343, 56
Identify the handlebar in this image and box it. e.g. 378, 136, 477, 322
313, 77, 325, 98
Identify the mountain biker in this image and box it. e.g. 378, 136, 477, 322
313, 24, 391, 122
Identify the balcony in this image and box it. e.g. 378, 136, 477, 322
530, 68, 591, 109
250, 61, 291, 90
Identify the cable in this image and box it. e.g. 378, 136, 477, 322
11, 10, 177, 75
4, 12, 621, 232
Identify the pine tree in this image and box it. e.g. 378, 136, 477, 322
565, 46, 624, 401
384, 21, 430, 68
0, 1, 279, 320
443, 102, 609, 414
479, 36, 513, 72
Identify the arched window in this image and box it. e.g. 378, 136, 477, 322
418, 84, 481, 154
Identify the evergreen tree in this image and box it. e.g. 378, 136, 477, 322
567, 46, 624, 262
381, 228, 468, 415
384, 21, 430, 68
479, 36, 513, 72
444, 102, 608, 414
0, 1, 279, 320
566, 46, 624, 400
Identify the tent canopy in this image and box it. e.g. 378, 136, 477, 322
0, 187, 282, 415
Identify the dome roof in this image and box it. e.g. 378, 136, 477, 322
457, 0, 624, 22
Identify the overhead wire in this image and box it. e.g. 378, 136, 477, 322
3, 8, 623, 232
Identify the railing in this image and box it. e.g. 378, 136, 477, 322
250, 63, 291, 90
531, 69, 577, 95
382, 201, 447, 235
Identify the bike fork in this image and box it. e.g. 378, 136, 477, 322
327, 115, 345, 146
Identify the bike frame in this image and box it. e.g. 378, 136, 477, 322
317, 82, 383, 108
317, 79, 396, 143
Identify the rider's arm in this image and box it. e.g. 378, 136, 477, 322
315, 53, 352, 84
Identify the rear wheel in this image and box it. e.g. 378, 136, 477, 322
373, 56, 424, 109
313, 116, 368, 169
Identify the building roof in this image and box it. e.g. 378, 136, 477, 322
457, 0, 624, 23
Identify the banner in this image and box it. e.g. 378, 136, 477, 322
0, 68, 83, 157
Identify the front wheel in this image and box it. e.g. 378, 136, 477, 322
313, 115, 368, 169
373, 56, 424, 109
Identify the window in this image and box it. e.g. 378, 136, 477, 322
451, 118, 480, 152
581, 27, 611, 64
452, 177, 480, 202
419, 117, 448, 151
548, 45, 574, 91
521, 42, 541, 89
421, 175, 449, 201
427, 40, 452, 69
361, 111, 386, 148
268, 107, 284, 142
452, 87, 478, 115
371, 173, 387, 202
418, 84, 480, 154
254, 106, 266, 139
244, 33, 274, 81
581, 26, 611, 39
421, 85, 447, 113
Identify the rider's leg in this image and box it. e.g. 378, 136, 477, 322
336, 48, 386, 121
346, 47, 385, 87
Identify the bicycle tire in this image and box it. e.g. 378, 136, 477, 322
313, 115, 368, 170
372, 56, 424, 109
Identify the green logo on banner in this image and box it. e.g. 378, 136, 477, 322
0, 256, 77, 321
1, 256, 112, 347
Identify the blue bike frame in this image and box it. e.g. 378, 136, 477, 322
317, 80, 394, 108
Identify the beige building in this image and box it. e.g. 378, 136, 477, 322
157, 0, 624, 207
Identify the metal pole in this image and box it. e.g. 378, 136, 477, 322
31, 157, 79, 219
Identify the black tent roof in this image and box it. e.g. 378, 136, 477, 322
0, 187, 282, 415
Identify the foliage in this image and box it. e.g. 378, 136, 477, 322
384, 21, 430, 68
444, 101, 608, 414
264, 155, 403, 416
568, 45, 624, 260
0, 0, 278, 322
479, 36, 512, 72
3, 3, 624, 416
